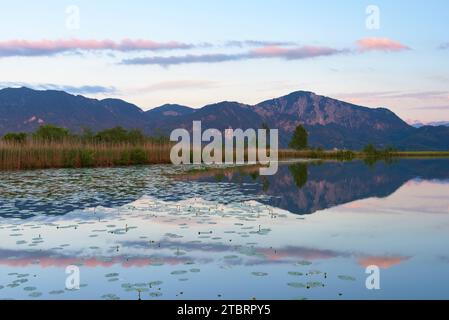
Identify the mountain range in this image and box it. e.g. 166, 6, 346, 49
411, 121, 449, 128
0, 86, 448, 150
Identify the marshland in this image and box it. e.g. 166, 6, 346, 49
1, 125, 448, 171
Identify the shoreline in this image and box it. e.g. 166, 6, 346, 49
1, 144, 448, 172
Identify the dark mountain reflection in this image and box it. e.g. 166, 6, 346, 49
0, 159, 448, 219
178, 159, 449, 215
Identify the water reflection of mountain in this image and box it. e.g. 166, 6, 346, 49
0, 159, 448, 219
184, 159, 449, 215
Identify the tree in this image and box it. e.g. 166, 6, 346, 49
34, 125, 69, 142
2, 132, 27, 144
289, 163, 308, 188
363, 144, 377, 155
95, 127, 129, 143
80, 127, 95, 143
94, 127, 146, 144
127, 129, 145, 145
289, 125, 308, 150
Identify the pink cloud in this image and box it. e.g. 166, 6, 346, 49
342, 201, 367, 209
0, 39, 192, 57
358, 255, 410, 269
356, 37, 410, 52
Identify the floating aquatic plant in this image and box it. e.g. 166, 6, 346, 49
287, 282, 306, 288
23, 287, 37, 291
224, 255, 239, 260
49, 290, 65, 295
29, 292, 43, 298
101, 293, 120, 300
170, 270, 187, 275
338, 275, 356, 281
306, 281, 324, 288
105, 273, 119, 278
149, 292, 163, 297
251, 272, 268, 277
149, 281, 163, 287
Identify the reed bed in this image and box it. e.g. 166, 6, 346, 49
0, 140, 173, 170
389, 151, 449, 158
279, 149, 449, 160
1, 140, 448, 171
279, 149, 357, 160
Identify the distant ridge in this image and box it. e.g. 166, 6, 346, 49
411, 121, 449, 128
145, 104, 194, 119
0, 86, 448, 150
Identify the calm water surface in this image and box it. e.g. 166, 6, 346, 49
0, 159, 448, 300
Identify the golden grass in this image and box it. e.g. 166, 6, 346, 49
279, 149, 449, 160
389, 151, 449, 158
0, 140, 172, 170
1, 141, 448, 171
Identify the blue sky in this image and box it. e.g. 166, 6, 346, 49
0, 0, 448, 122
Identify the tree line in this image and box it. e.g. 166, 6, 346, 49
2, 125, 169, 144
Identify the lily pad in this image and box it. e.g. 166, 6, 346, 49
149, 292, 163, 297
170, 270, 187, 275
149, 281, 163, 287
287, 282, 306, 288
251, 272, 268, 277
306, 281, 324, 288
29, 292, 42, 298
49, 290, 65, 295
105, 273, 119, 278
338, 275, 356, 281
23, 287, 37, 291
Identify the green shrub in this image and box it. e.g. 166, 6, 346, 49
94, 127, 146, 144
79, 149, 95, 167
95, 127, 129, 143
34, 125, 70, 142
2, 132, 27, 144
130, 148, 147, 164
116, 150, 130, 166
63, 150, 78, 167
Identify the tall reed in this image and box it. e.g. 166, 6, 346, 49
0, 139, 173, 170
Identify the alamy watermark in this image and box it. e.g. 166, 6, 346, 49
365, 265, 381, 290
65, 265, 80, 290
65, 5, 81, 30
170, 121, 279, 175
366, 5, 380, 30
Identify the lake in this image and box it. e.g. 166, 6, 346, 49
0, 158, 448, 300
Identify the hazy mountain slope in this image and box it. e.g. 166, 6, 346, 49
253, 91, 414, 148
0, 87, 146, 133
145, 104, 194, 120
